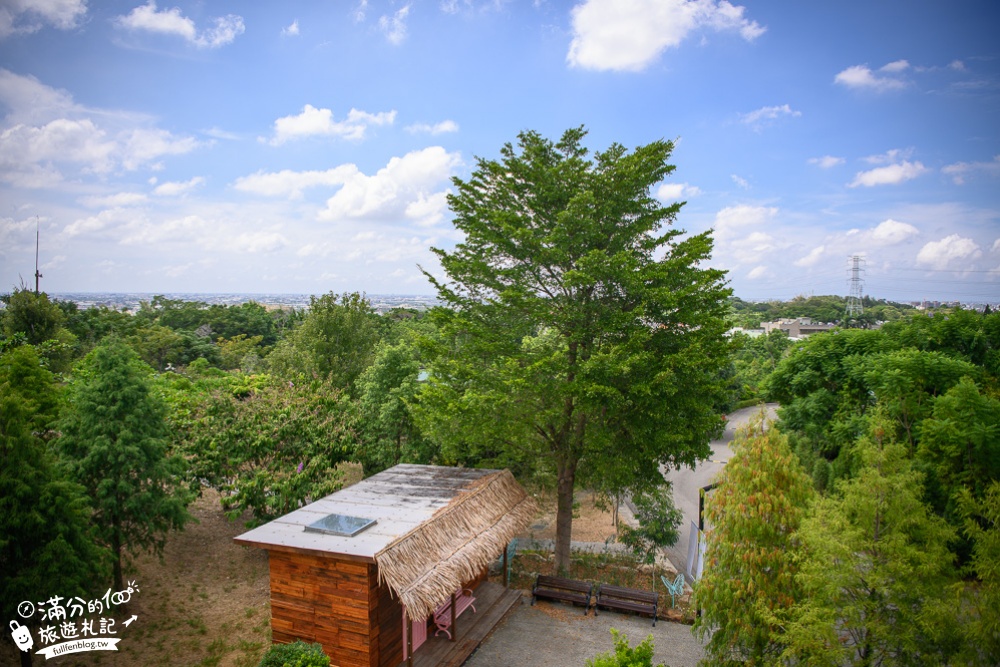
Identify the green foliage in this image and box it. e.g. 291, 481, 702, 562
61, 303, 137, 353
768, 320, 987, 484
356, 335, 434, 473
0, 346, 109, 621
176, 375, 356, 525
782, 417, 959, 666
58, 340, 193, 589
694, 416, 814, 665
417, 127, 732, 572
586, 629, 665, 667
257, 640, 330, 667
616, 484, 682, 576
955, 481, 1000, 666
266, 292, 379, 391
728, 295, 919, 330
1, 287, 64, 344
217, 334, 266, 371
730, 330, 792, 403
919, 377, 1000, 509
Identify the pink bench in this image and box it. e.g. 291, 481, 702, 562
433, 588, 476, 639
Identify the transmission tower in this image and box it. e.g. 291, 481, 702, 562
846, 255, 865, 319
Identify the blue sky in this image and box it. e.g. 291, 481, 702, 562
1, 0, 998, 303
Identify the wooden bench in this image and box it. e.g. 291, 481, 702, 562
531, 575, 593, 614
594, 584, 658, 626
432, 588, 476, 639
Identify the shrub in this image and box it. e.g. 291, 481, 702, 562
586, 629, 666, 667
258, 640, 330, 667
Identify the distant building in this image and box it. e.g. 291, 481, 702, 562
761, 317, 836, 339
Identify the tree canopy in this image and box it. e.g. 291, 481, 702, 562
416, 127, 731, 571
694, 415, 814, 665
58, 340, 192, 590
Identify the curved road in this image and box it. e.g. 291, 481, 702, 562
662, 403, 778, 577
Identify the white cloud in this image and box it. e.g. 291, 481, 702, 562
869, 219, 918, 245
319, 146, 462, 221
731, 174, 750, 189
880, 59, 910, 73
834, 63, 907, 92
863, 148, 912, 165
0, 68, 80, 125
353, 0, 368, 22
712, 204, 777, 241
406, 120, 459, 135
266, 105, 396, 145
917, 234, 982, 270
281, 20, 299, 37
233, 165, 360, 199
0, 0, 87, 39
849, 160, 928, 187
0, 119, 117, 179
993, 238, 1000, 253
114, 2, 245, 49
120, 128, 200, 170
80, 192, 149, 208
404, 191, 451, 227
942, 155, 1000, 185
656, 182, 701, 200
232, 231, 289, 253
808, 155, 845, 169
63, 207, 138, 239
153, 176, 205, 196
739, 104, 800, 129
747, 265, 769, 279
567, 0, 764, 72
379, 4, 410, 45
0, 71, 202, 183
795, 245, 825, 268
41, 254, 66, 270
120, 214, 206, 246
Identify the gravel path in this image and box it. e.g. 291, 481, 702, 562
464, 595, 705, 667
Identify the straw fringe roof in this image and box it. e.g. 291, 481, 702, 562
375, 469, 536, 620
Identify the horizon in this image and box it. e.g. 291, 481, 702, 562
1, 1, 998, 303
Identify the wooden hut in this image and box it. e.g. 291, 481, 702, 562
234, 464, 536, 667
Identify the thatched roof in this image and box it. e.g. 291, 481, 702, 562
375, 469, 536, 620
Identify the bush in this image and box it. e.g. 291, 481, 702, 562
586, 629, 666, 667
258, 640, 330, 667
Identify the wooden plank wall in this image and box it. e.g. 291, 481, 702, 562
269, 551, 380, 667
374, 580, 403, 667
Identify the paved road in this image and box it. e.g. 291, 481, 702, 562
662, 404, 778, 578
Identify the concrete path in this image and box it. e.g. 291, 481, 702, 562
464, 595, 705, 667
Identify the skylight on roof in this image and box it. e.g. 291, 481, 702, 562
304, 514, 377, 537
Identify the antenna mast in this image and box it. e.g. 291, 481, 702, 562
34, 217, 43, 294
846, 255, 865, 319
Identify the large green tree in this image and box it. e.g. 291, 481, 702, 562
416, 127, 731, 571
955, 481, 1000, 666
58, 341, 192, 590
1, 347, 108, 646
693, 415, 814, 665
782, 419, 959, 666
266, 291, 380, 391
175, 374, 356, 525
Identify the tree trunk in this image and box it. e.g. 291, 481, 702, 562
112, 531, 124, 592
554, 456, 577, 574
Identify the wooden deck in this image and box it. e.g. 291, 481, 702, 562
406, 581, 522, 667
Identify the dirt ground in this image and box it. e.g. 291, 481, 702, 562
1, 487, 648, 667
2, 488, 273, 667
524, 489, 623, 543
